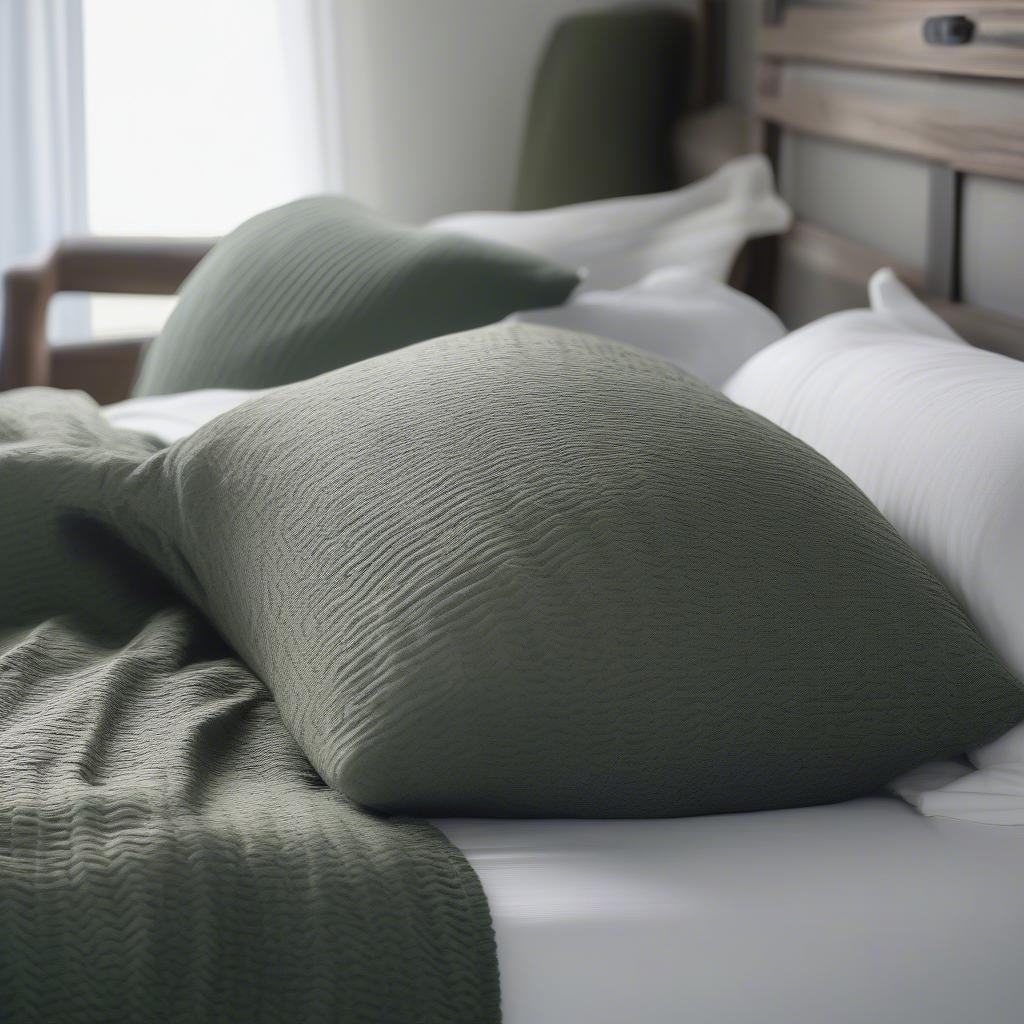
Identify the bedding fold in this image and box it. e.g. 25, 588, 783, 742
0, 389, 500, 1023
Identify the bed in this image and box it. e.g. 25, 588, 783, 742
5, 3, 1024, 1023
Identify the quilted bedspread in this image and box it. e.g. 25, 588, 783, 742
0, 389, 499, 1023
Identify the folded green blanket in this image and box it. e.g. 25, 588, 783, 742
0, 390, 499, 1023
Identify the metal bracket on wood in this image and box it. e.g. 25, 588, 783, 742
926, 164, 964, 302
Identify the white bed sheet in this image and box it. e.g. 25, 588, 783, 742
438, 797, 1024, 1024
103, 388, 263, 444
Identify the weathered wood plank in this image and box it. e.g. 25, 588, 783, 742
755, 67, 1024, 181
760, 2, 1024, 81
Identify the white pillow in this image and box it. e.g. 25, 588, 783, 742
868, 267, 964, 342
724, 270, 1024, 823
429, 155, 792, 290
512, 267, 785, 387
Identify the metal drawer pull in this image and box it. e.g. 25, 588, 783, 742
923, 14, 976, 46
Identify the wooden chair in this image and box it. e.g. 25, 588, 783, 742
1, 237, 213, 402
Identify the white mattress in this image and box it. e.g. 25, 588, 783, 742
438, 797, 1024, 1024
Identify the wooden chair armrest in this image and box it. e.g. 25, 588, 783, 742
1, 236, 215, 395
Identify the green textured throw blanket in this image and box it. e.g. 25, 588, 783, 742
0, 389, 499, 1023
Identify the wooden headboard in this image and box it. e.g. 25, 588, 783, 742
753, 0, 1024, 358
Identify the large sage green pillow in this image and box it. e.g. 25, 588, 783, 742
131, 196, 579, 396
109, 324, 1024, 818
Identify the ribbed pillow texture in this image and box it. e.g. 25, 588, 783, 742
132, 195, 579, 395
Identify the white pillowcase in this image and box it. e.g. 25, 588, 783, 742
724, 270, 1024, 824
512, 267, 785, 387
868, 267, 964, 343
429, 155, 792, 291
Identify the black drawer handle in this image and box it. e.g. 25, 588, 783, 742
923, 14, 976, 46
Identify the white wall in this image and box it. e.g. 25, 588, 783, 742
334, 0, 695, 223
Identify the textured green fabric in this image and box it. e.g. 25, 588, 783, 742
132, 195, 579, 396
0, 388, 164, 631
109, 324, 1024, 819
514, 6, 690, 211
0, 389, 499, 1023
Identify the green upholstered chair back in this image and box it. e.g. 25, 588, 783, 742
514, 6, 692, 211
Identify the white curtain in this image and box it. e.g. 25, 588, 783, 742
80, 0, 347, 338
279, 0, 348, 196
0, 0, 90, 339
1, 0, 345, 343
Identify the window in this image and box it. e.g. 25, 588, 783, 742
79, 0, 337, 337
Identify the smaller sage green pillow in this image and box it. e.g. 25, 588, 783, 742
107, 324, 1024, 819
131, 196, 579, 396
